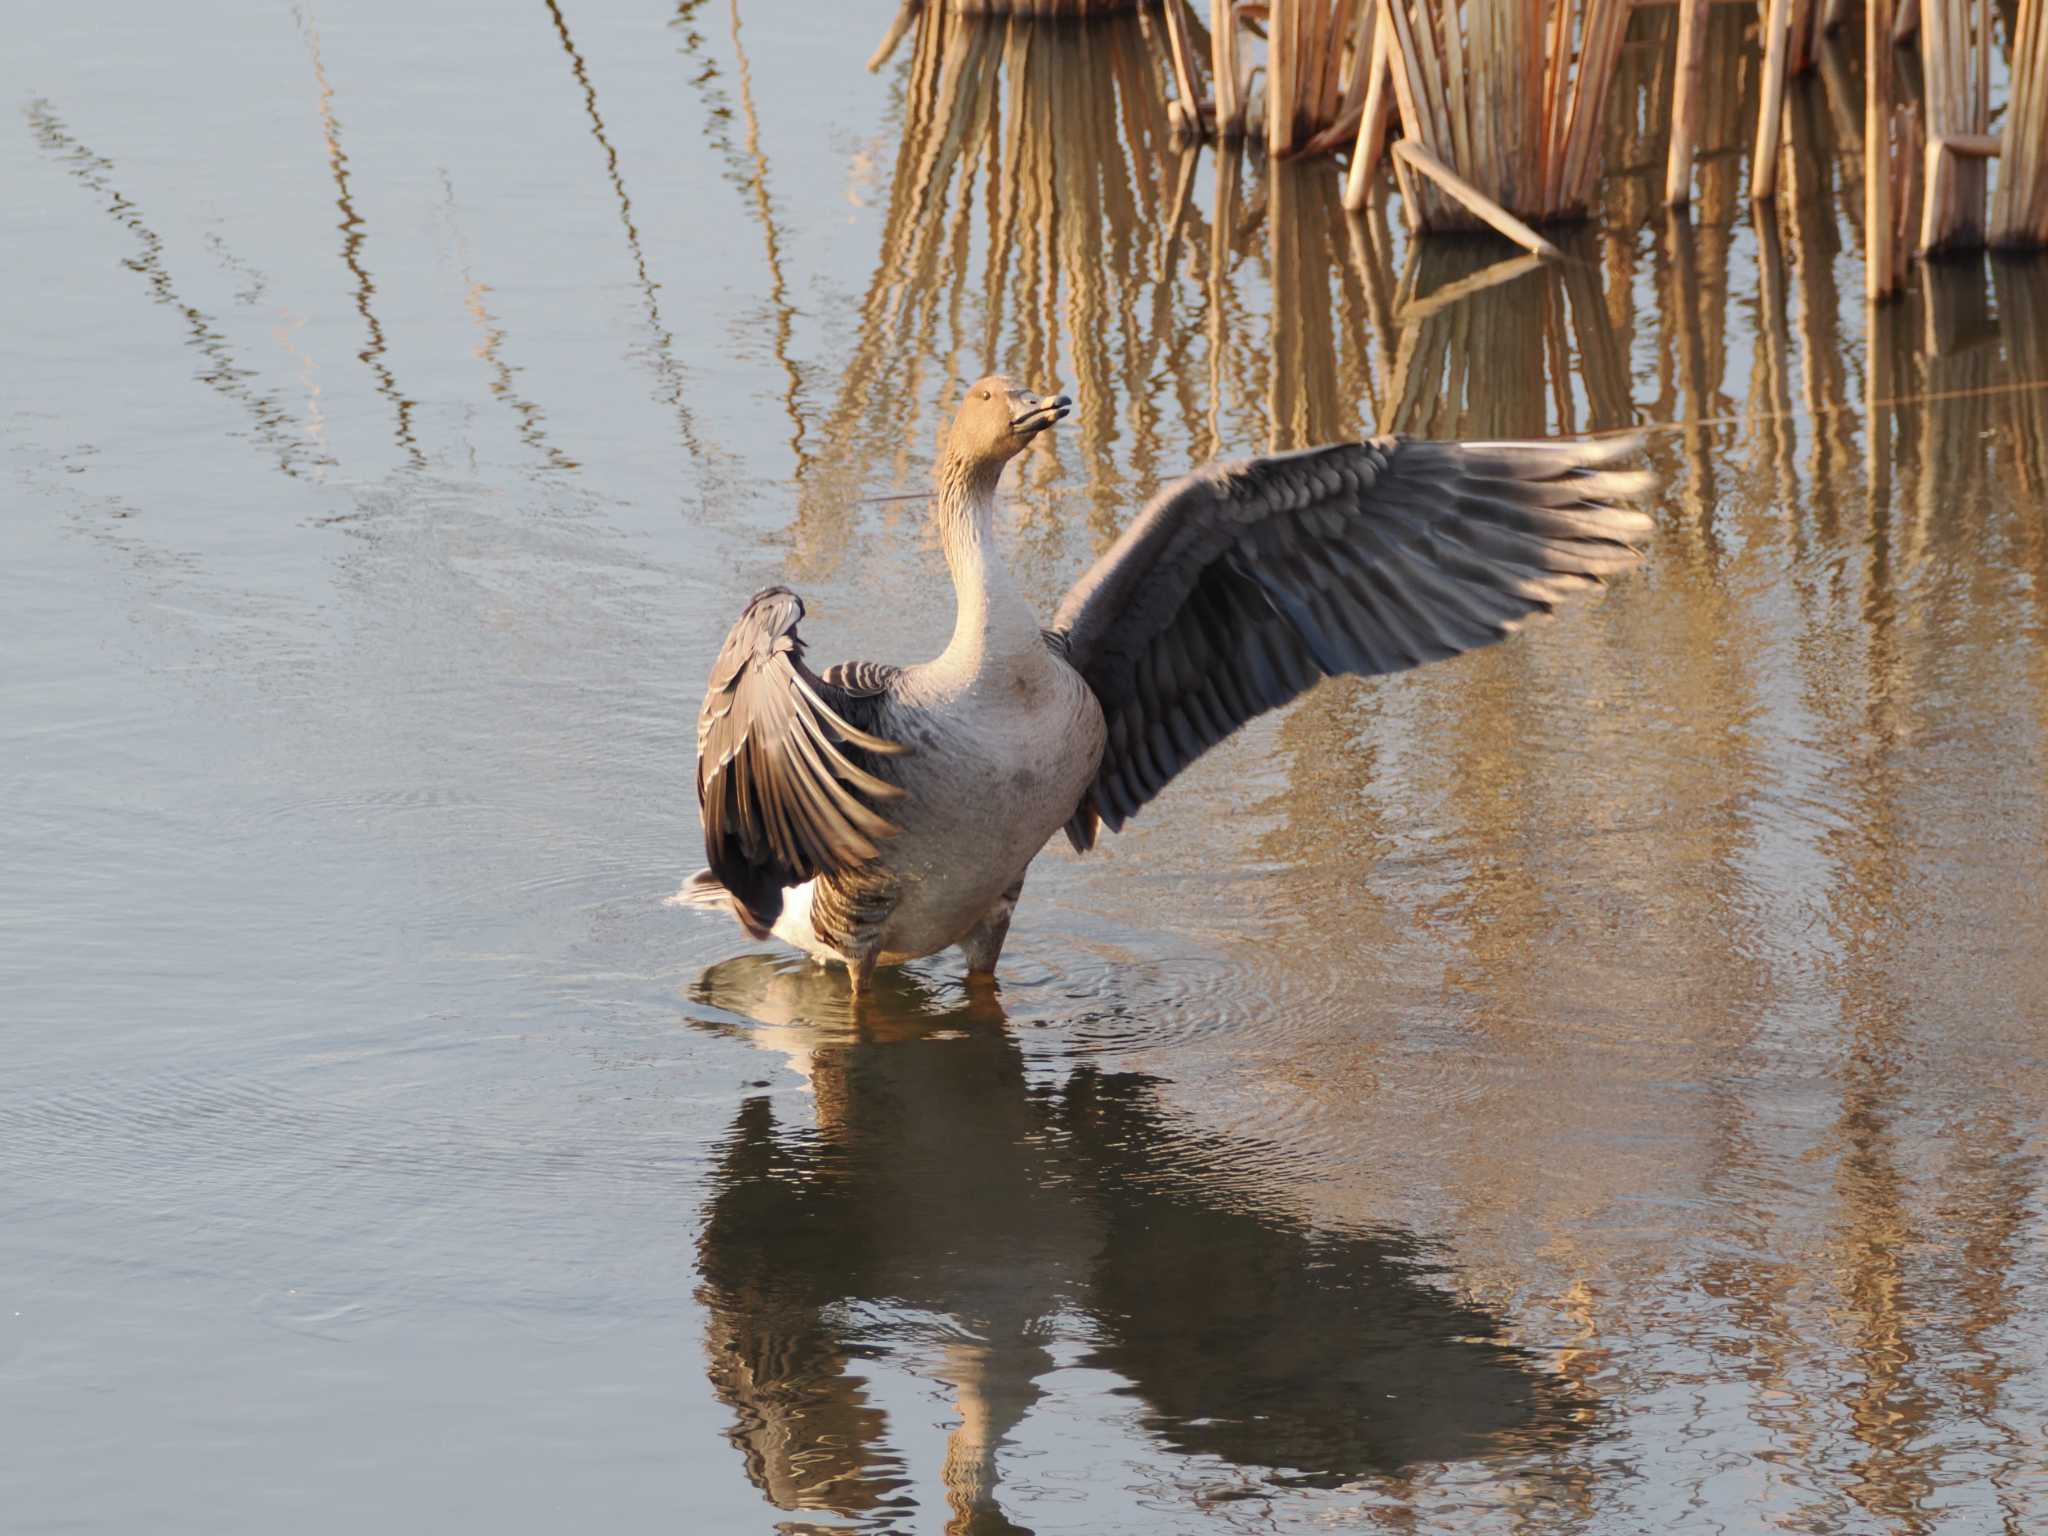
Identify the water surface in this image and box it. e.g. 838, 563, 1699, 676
6, 4, 2048, 1531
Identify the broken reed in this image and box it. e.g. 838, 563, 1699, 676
1991, 0, 2048, 247
1375, 0, 1632, 228
946, 0, 1138, 13
1268, 0, 1380, 156
1142, 0, 2048, 263
1864, 0, 1911, 297
1165, 0, 1380, 155
1915, 0, 1994, 250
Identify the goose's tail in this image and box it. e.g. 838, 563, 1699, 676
666, 868, 772, 941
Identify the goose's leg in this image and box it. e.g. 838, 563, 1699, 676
814, 872, 893, 999
959, 873, 1026, 981
846, 945, 880, 997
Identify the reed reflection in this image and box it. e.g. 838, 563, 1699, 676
810, 10, 1187, 564
299, 9, 423, 468
1370, 231, 1632, 441
775, 24, 2048, 1517
439, 174, 578, 474
1233, 49, 2048, 1521
677, 0, 810, 475
1819, 252, 2048, 1526
24, 101, 329, 482
546, 0, 707, 461
690, 957, 1583, 1532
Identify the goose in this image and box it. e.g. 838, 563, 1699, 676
677, 377, 1652, 991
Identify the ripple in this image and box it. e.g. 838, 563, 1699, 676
252, 783, 494, 823
1005, 944, 1293, 1061
0, 1058, 710, 1221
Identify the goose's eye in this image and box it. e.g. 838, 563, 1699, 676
978, 390, 990, 400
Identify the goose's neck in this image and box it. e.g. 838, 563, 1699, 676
935, 455, 1041, 675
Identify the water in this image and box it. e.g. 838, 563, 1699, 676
6, 3, 2048, 1531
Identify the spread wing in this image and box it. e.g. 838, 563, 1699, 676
697, 587, 906, 925
1051, 435, 1653, 848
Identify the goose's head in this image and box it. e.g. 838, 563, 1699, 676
943, 374, 1071, 472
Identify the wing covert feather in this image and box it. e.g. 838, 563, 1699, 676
696, 587, 906, 926
1052, 435, 1653, 846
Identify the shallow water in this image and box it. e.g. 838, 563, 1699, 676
6, 3, 2048, 1531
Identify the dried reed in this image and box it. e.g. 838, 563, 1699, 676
1342, 22, 1395, 204
1665, 0, 1707, 205
1377, 0, 1633, 228
1991, 0, 2048, 247
949, 0, 1137, 12
1781, 0, 1831, 77
1865, 0, 1906, 296
1751, 0, 1792, 199
1267, 0, 1381, 158
1211, 0, 1247, 135
1162, 0, 1209, 137
1916, 0, 1993, 251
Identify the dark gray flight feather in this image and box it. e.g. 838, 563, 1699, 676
696, 587, 906, 930
1051, 435, 1654, 850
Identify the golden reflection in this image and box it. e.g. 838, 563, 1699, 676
1239, 40, 2048, 1524
1781, 57, 1858, 546
726, 15, 2046, 1517
689, 957, 1584, 1532
803, 10, 1186, 567
1817, 256, 2048, 1529
297, 7, 423, 468
1267, 159, 1373, 449
1598, 8, 1679, 232
1995, 260, 2048, 728
728, 0, 807, 473
24, 101, 330, 482
1824, 729, 1938, 1529
1808, 312, 1933, 1524
1658, 211, 1738, 562
1939, 1112, 2034, 1534
1376, 228, 1634, 446
1998, 258, 2048, 503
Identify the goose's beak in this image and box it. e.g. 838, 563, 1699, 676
1010, 392, 1072, 438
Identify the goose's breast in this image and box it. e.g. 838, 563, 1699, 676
881, 662, 1104, 951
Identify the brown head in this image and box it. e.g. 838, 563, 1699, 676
940, 375, 1071, 481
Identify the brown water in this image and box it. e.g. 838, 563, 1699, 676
6, 4, 2048, 1532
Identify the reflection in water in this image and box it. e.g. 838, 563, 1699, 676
439, 173, 578, 474
790, 15, 2048, 1523
813, 4, 1659, 579
691, 958, 1581, 1532
805, 10, 1186, 562
696, 0, 811, 476
16, 4, 2048, 1529
298, 8, 424, 467
24, 101, 330, 482
1372, 231, 1632, 440
545, 0, 708, 462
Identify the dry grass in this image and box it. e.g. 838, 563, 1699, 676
1991, 0, 2048, 247
1915, 0, 1993, 250
1376, 0, 1632, 227
1133, 0, 2048, 256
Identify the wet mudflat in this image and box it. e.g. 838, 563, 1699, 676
5, 3, 2048, 1531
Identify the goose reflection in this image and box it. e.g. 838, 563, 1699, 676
690, 956, 1584, 1531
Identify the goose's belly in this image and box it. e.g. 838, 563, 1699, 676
875, 666, 1104, 961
